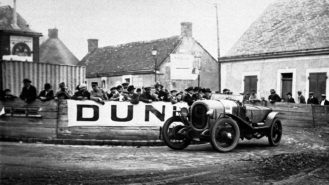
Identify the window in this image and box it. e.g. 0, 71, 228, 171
281, 73, 293, 100
309, 72, 327, 100
244, 75, 257, 94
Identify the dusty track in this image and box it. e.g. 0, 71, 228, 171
1, 127, 328, 184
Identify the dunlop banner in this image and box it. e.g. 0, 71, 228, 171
67, 100, 188, 127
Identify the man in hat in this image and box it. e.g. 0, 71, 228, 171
107, 87, 118, 100
140, 87, 158, 103
55, 82, 72, 99
320, 94, 329, 106
90, 83, 108, 104
203, 88, 212, 100
126, 85, 139, 104
19, 78, 37, 103
307, 92, 319, 104
72, 84, 90, 100
286, 92, 295, 103
268, 89, 281, 104
184, 86, 195, 106
297, 91, 306, 104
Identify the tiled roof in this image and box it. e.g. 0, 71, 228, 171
79, 36, 182, 78
0, 5, 40, 34
40, 36, 80, 66
226, 0, 329, 56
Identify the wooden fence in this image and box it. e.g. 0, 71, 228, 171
0, 100, 328, 140
0, 60, 86, 96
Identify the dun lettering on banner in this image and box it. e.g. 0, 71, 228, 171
67, 100, 188, 127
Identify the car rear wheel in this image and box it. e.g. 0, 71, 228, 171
268, 118, 282, 146
162, 116, 191, 150
210, 118, 240, 152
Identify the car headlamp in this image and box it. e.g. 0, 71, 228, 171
206, 109, 214, 118
180, 108, 189, 117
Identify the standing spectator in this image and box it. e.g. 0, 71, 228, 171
122, 82, 129, 94
320, 94, 329, 106
140, 87, 158, 103
155, 84, 169, 101
169, 90, 178, 104
307, 92, 319, 104
126, 85, 139, 104
136, 88, 142, 96
203, 88, 212, 100
249, 90, 258, 101
116, 85, 127, 101
184, 87, 195, 106
1, 89, 17, 101
38, 83, 54, 101
90, 83, 108, 104
20, 78, 37, 103
297, 91, 306, 104
223, 88, 230, 94
72, 84, 90, 100
55, 82, 72, 100
268, 89, 281, 104
176, 92, 183, 103
286, 92, 295, 103
107, 87, 118, 100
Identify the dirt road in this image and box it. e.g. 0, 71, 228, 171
1, 127, 329, 184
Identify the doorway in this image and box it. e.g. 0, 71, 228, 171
281, 73, 293, 101
309, 72, 327, 100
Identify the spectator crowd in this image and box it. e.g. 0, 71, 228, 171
1, 78, 328, 106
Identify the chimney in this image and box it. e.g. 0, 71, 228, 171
181, 22, 192, 37
11, 0, 19, 29
88, 39, 98, 53
48, 28, 58, 38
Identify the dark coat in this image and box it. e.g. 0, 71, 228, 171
320, 99, 329, 105
287, 97, 295, 103
307, 97, 319, 104
20, 85, 37, 103
268, 93, 281, 103
127, 93, 139, 104
140, 92, 157, 103
298, 95, 306, 104
184, 93, 195, 106
72, 90, 90, 100
38, 90, 54, 101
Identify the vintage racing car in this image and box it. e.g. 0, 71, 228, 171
162, 94, 282, 152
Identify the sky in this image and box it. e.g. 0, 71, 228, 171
1, 0, 276, 60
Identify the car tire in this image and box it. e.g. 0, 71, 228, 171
162, 116, 191, 150
210, 118, 240, 152
268, 118, 282, 146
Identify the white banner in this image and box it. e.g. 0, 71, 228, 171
170, 54, 198, 80
8, 36, 33, 62
67, 100, 188, 127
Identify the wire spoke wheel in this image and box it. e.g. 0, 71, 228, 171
268, 119, 282, 146
162, 116, 191, 150
210, 118, 240, 152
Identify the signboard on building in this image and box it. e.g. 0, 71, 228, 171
67, 100, 188, 127
2, 36, 33, 62
170, 54, 198, 80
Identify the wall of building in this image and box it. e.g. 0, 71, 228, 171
158, 37, 219, 91
1, 60, 85, 96
221, 55, 329, 99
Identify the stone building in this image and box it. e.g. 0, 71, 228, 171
79, 22, 219, 91
220, 0, 329, 101
0, 5, 42, 62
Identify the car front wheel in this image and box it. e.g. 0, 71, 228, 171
162, 116, 191, 150
268, 118, 282, 146
210, 118, 240, 152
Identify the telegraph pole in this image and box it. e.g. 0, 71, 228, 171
215, 3, 221, 92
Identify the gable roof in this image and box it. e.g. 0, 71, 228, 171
0, 5, 41, 35
79, 36, 182, 78
226, 0, 329, 57
40, 29, 79, 65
